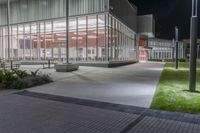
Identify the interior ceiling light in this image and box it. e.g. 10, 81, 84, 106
88, 35, 97, 39
74, 32, 86, 35
71, 37, 83, 40
56, 34, 66, 37
93, 31, 105, 34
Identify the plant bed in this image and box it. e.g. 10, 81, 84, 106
151, 63, 200, 114
0, 69, 52, 90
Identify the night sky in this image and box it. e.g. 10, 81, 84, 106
130, 0, 199, 40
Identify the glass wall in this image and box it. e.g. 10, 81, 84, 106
0, 12, 137, 63
107, 14, 136, 62
148, 39, 184, 60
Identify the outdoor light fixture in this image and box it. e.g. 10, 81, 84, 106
189, 0, 198, 92
175, 26, 179, 69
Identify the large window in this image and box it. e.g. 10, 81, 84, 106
69, 18, 77, 62
77, 16, 87, 61
0, 12, 137, 63
87, 15, 97, 62
107, 14, 136, 62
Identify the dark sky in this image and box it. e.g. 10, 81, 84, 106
130, 0, 199, 40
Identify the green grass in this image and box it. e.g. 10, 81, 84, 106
151, 62, 200, 114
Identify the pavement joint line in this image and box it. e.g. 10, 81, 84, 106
16, 90, 200, 126
16, 90, 146, 114
119, 114, 145, 133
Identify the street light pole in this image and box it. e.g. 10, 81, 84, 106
175, 26, 179, 69
66, 0, 69, 64
172, 38, 175, 62
189, 0, 198, 92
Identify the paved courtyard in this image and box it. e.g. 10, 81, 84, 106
1, 63, 200, 133
0, 90, 200, 133
23, 63, 164, 108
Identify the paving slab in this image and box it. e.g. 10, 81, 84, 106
0, 93, 138, 133
25, 63, 164, 108
0, 91, 199, 133
128, 116, 200, 133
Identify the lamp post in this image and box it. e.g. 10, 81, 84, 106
66, 0, 69, 64
175, 26, 179, 69
172, 38, 175, 62
189, 0, 198, 92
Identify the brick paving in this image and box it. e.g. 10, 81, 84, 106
0, 90, 199, 133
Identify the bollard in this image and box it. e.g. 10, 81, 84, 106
10, 60, 13, 70
48, 60, 51, 69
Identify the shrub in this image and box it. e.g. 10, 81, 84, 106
164, 59, 174, 62
11, 78, 29, 89
12, 69, 30, 78
149, 59, 162, 62
2, 69, 18, 88
31, 69, 40, 77
179, 58, 187, 62
0, 69, 52, 89
150, 58, 187, 63
39, 74, 52, 83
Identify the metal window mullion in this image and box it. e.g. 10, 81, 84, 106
117, 22, 120, 60
23, 24, 25, 60
120, 23, 123, 61
96, 15, 99, 61
105, 14, 109, 62
2, 29, 5, 59
76, 17, 78, 61
125, 28, 127, 60
51, 20, 54, 59
126, 30, 128, 60
110, 16, 113, 61
123, 26, 125, 60
44, 21, 46, 60
37, 22, 41, 60
11, 26, 13, 60
114, 19, 117, 61
17, 25, 19, 60
7, 0, 11, 60
1, 29, 4, 59
30, 23, 32, 60
86, 16, 88, 61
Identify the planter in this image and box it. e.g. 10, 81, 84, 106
54, 63, 79, 72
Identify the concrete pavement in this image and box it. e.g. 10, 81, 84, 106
25, 63, 164, 108
1, 63, 200, 133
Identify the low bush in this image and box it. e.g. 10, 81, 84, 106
149, 59, 162, 62
164, 59, 174, 62
179, 58, 187, 62
0, 69, 52, 90
149, 58, 187, 63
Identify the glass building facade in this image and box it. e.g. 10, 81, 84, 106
148, 38, 184, 60
0, 0, 137, 63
